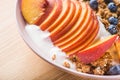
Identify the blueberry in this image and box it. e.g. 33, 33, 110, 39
107, 65, 120, 75
104, 0, 113, 4
108, 17, 118, 25
107, 25, 118, 34
108, 2, 117, 12
89, 0, 98, 10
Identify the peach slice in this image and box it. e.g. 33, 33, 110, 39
51, 0, 81, 42
69, 35, 118, 64
66, 18, 99, 55
64, 12, 99, 54
40, 0, 62, 30
35, 0, 57, 25
46, 0, 71, 32
59, 5, 94, 50
62, 14, 94, 52
54, 2, 87, 46
21, 0, 48, 24
50, 1, 76, 41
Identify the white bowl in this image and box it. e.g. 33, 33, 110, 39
16, 0, 120, 80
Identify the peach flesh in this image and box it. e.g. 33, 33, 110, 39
35, 0, 57, 25
46, 0, 71, 32
51, 0, 81, 42
40, 0, 62, 30
58, 5, 93, 49
21, 0, 48, 24
66, 18, 99, 55
54, 2, 87, 45
63, 9, 98, 53
50, 2, 76, 40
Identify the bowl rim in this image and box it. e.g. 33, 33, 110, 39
15, 0, 120, 79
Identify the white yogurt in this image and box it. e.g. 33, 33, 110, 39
25, 24, 76, 69
96, 17, 111, 40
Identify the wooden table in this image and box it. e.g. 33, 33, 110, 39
0, 0, 86, 80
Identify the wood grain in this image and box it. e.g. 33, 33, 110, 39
0, 0, 85, 80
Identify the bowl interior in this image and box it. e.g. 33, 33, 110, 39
16, 0, 120, 80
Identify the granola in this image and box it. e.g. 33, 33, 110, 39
63, 61, 70, 68
70, 53, 113, 75
82, 0, 120, 35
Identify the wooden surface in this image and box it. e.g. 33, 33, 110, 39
0, 0, 87, 80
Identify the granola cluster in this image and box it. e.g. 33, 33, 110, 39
70, 52, 113, 75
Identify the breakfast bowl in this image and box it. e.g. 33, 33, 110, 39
16, 0, 120, 80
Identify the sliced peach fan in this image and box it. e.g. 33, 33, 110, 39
21, 0, 120, 64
